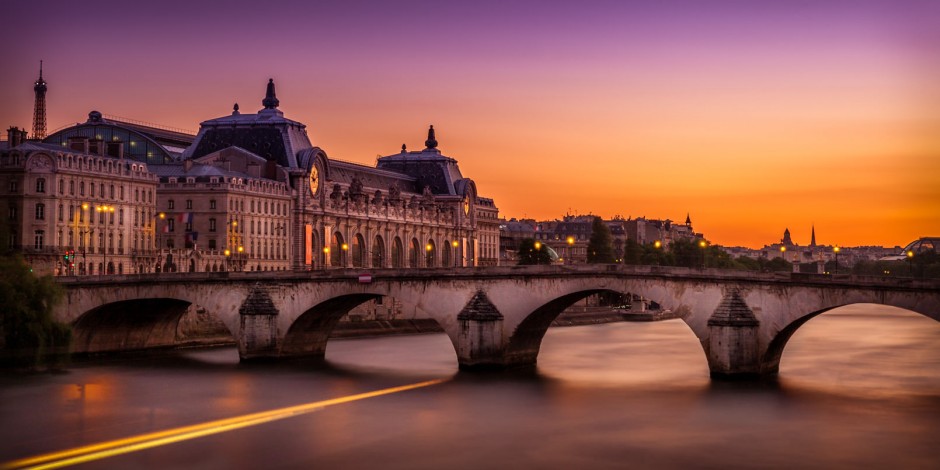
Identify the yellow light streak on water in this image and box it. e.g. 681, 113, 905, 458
1, 378, 447, 470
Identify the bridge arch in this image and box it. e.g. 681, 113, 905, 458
502, 283, 704, 369
761, 302, 940, 375
70, 298, 235, 354
280, 293, 384, 358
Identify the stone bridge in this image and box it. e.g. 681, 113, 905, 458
54, 265, 940, 378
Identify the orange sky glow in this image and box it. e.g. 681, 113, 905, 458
2, 1, 937, 248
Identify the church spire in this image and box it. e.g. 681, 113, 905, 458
425, 125, 438, 149
32, 60, 48, 140
262, 78, 279, 109
685, 213, 692, 226
810, 225, 816, 247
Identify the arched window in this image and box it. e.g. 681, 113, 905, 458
372, 235, 385, 268
425, 239, 436, 267
352, 233, 365, 267
331, 232, 346, 267
442, 240, 452, 267
392, 237, 403, 268
409, 238, 420, 268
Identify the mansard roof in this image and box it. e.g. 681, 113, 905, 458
375, 125, 467, 196
328, 159, 417, 191
182, 80, 312, 169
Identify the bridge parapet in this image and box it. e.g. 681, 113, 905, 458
53, 264, 940, 378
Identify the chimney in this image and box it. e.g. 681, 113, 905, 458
89, 138, 104, 155
265, 160, 278, 180
106, 142, 124, 159
247, 162, 261, 178
6, 126, 27, 147
183, 159, 194, 172
68, 137, 89, 154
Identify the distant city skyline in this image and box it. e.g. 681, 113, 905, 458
3, 0, 937, 248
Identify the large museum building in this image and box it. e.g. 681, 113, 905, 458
1, 79, 499, 275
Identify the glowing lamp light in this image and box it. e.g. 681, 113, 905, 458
567, 236, 574, 245
224, 249, 231, 256
341, 243, 349, 251
907, 250, 914, 258
654, 240, 661, 249
452, 241, 459, 248
834, 246, 841, 253
425, 243, 433, 252
323, 247, 330, 254
699, 240, 707, 248
534, 241, 542, 250
158, 212, 165, 219
238, 246, 244, 253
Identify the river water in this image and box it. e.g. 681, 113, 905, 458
1, 304, 938, 469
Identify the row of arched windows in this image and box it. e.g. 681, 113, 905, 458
316, 232, 461, 268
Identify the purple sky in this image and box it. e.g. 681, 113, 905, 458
3, 0, 938, 247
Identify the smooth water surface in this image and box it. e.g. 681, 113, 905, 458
1, 304, 938, 469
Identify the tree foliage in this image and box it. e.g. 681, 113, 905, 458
517, 238, 553, 265
0, 253, 70, 369
587, 217, 615, 263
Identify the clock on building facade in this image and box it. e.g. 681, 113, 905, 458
309, 165, 319, 195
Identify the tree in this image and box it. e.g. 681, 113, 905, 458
622, 238, 643, 265
517, 238, 552, 265
587, 217, 615, 263
0, 216, 70, 369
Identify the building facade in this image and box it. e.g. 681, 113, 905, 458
2, 78, 499, 275
0, 135, 159, 276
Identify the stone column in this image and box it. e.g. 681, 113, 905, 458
706, 289, 761, 378
237, 283, 280, 361
456, 289, 506, 370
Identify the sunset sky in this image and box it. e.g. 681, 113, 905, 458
2, 0, 937, 248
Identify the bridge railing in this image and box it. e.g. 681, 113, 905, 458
53, 264, 940, 289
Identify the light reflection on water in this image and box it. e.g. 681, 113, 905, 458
1, 304, 938, 469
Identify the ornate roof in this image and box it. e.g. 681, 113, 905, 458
183, 79, 312, 169
376, 125, 466, 196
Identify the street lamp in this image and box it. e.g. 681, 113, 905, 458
567, 236, 574, 265
452, 240, 459, 268
157, 212, 165, 252
833, 246, 840, 274
907, 250, 914, 277
425, 242, 433, 267
96, 205, 115, 274
699, 239, 707, 269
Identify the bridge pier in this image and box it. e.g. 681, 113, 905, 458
706, 290, 762, 378
456, 290, 507, 370
237, 284, 281, 361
